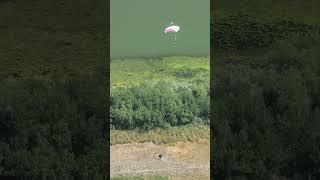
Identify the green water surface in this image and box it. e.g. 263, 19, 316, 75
110, 0, 210, 58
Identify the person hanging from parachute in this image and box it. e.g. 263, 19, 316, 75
164, 22, 180, 44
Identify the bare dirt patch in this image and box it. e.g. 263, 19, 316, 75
111, 141, 210, 179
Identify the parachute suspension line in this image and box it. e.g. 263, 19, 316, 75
172, 22, 176, 43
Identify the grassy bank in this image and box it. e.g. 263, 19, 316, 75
111, 124, 209, 145
111, 57, 209, 87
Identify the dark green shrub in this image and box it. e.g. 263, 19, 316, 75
111, 81, 209, 131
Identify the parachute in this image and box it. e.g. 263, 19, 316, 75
164, 22, 180, 43
164, 25, 180, 34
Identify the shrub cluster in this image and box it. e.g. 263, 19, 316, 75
169, 68, 208, 78
111, 81, 209, 131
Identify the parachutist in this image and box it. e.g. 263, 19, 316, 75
164, 23, 180, 44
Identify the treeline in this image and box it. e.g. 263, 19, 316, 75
111, 81, 209, 131
0, 73, 108, 179
212, 31, 320, 179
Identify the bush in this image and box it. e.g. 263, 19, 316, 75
111, 81, 209, 131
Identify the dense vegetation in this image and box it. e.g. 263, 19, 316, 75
211, 14, 318, 49
111, 81, 209, 131
110, 57, 210, 131
212, 10, 320, 180
110, 57, 209, 87
0, 74, 108, 179
0, 0, 108, 179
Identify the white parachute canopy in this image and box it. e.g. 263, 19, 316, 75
164, 25, 180, 33
164, 22, 180, 43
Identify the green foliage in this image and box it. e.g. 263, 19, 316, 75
111, 81, 209, 131
212, 33, 320, 180
212, 0, 320, 24
0, 0, 108, 179
111, 57, 209, 87
0, 75, 108, 179
211, 14, 318, 49
110, 58, 210, 138
169, 67, 207, 78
